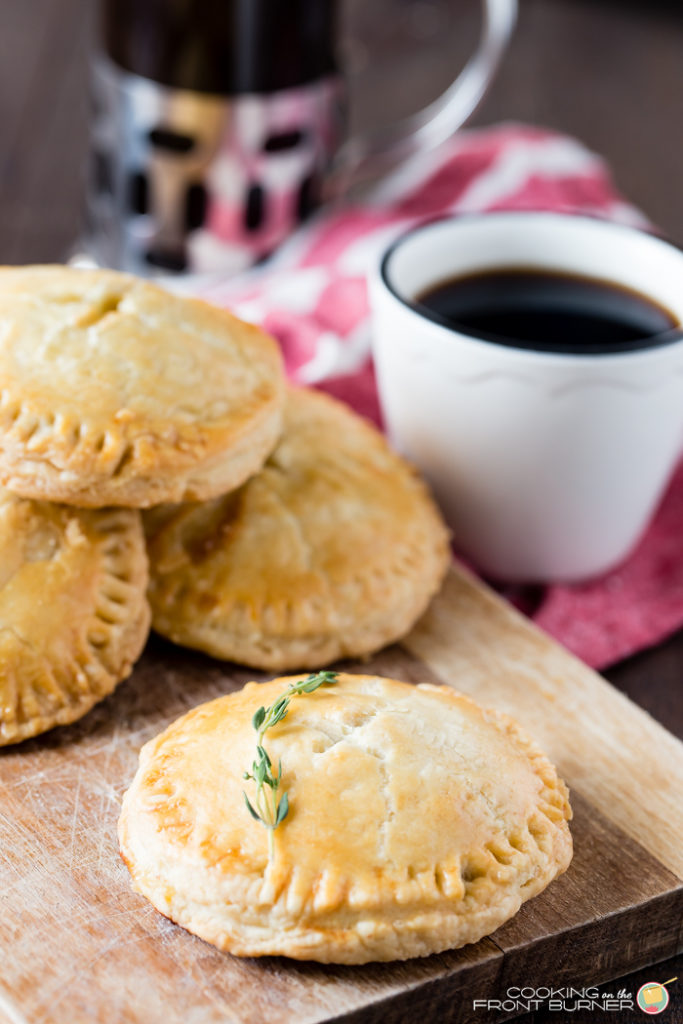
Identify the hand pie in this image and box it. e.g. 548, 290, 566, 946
0, 489, 149, 745
0, 266, 284, 507
144, 388, 450, 669
118, 672, 573, 963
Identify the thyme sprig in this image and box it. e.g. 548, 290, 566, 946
243, 671, 338, 858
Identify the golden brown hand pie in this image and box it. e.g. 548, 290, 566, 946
144, 387, 450, 669
118, 672, 573, 963
0, 489, 150, 745
0, 266, 284, 507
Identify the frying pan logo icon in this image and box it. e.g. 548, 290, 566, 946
637, 977, 677, 1014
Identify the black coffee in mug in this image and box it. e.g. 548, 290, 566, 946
415, 268, 680, 354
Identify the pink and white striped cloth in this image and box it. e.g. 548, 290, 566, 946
198, 123, 683, 670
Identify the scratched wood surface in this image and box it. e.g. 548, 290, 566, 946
0, 564, 681, 1024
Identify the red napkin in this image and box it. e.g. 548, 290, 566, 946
199, 123, 683, 670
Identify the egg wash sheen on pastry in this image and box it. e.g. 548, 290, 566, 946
119, 673, 572, 963
0, 266, 285, 507
144, 387, 450, 669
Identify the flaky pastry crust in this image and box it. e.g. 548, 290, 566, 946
0, 489, 150, 744
118, 673, 573, 963
144, 388, 450, 669
0, 266, 284, 507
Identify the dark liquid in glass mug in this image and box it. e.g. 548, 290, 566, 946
415, 269, 680, 354
91, 0, 340, 275
104, 0, 337, 94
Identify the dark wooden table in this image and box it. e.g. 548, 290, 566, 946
0, 1, 681, 1020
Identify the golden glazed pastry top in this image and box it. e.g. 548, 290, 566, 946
119, 673, 572, 963
145, 388, 451, 669
0, 266, 284, 507
0, 489, 149, 745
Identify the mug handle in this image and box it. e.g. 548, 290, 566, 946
328, 0, 518, 195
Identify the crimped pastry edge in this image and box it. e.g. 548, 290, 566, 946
118, 678, 572, 963
0, 266, 285, 508
0, 506, 151, 745
0, 400, 282, 508
149, 544, 449, 671
146, 388, 451, 668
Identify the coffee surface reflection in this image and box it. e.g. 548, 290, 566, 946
415, 268, 680, 354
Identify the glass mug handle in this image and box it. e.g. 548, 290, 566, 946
328, 0, 518, 196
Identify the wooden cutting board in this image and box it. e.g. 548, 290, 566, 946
1, 565, 682, 1024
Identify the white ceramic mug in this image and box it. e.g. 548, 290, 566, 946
370, 212, 683, 582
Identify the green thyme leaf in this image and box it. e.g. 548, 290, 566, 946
275, 791, 289, 826
243, 792, 262, 822
242, 670, 338, 857
256, 744, 271, 767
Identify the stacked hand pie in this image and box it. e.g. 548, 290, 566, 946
0, 265, 284, 743
144, 387, 451, 670
0, 265, 449, 743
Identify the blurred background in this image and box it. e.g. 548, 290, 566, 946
2, 0, 683, 264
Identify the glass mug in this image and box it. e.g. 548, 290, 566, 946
85, 0, 516, 277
